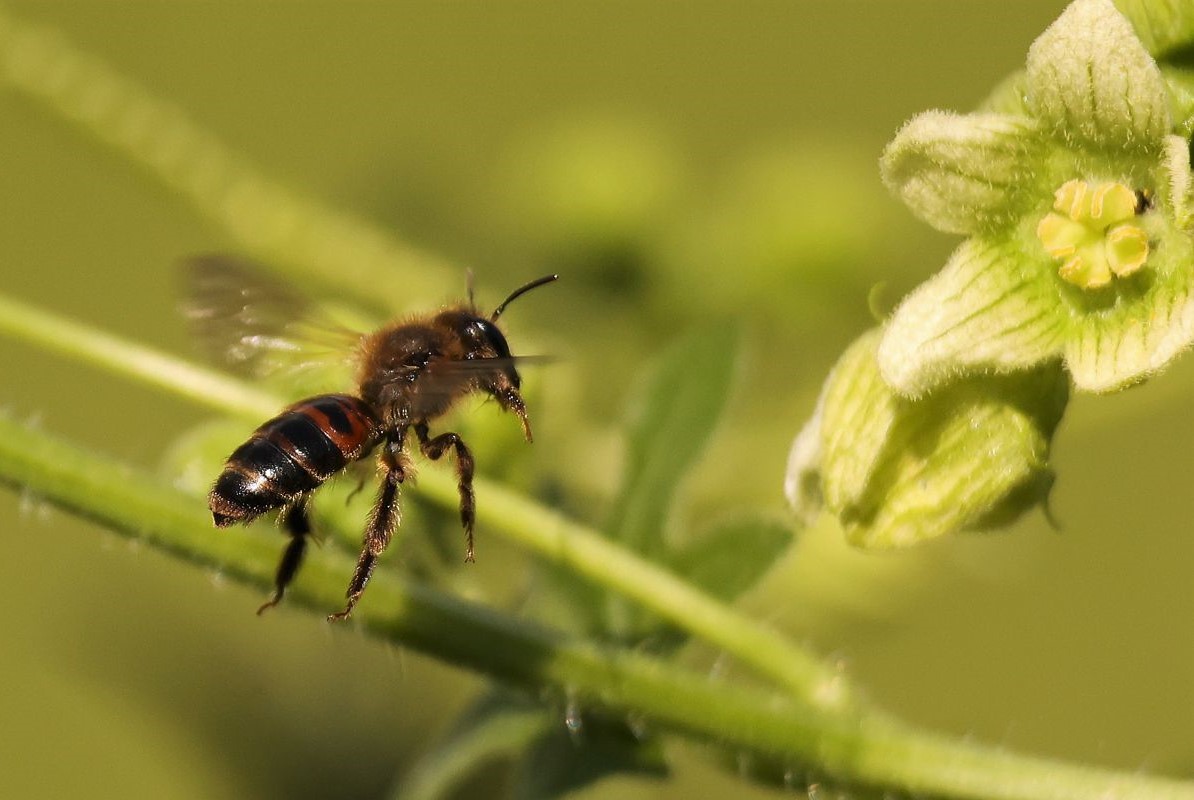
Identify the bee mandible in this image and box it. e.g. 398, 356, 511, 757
188, 258, 557, 620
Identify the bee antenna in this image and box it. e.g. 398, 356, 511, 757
466, 268, 477, 310
491, 274, 559, 321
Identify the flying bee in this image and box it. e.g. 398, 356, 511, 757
184, 256, 557, 620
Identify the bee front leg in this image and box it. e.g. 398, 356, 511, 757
257, 498, 312, 615
414, 422, 476, 562
329, 432, 406, 622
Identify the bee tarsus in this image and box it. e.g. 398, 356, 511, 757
256, 500, 312, 616
414, 422, 476, 561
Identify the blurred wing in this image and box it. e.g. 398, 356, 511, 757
417, 355, 553, 399
181, 254, 364, 383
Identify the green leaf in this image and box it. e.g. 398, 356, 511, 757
605, 324, 740, 558
531, 558, 611, 637
511, 712, 668, 800
394, 690, 552, 800
669, 517, 793, 603
598, 325, 739, 640
637, 517, 793, 653
1026, 0, 1170, 152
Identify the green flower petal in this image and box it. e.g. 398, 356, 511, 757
850, 363, 1066, 548
1114, 0, 1194, 58
1063, 221, 1194, 391
1026, 0, 1170, 152
783, 402, 824, 527
798, 329, 1069, 549
878, 237, 1067, 396
817, 329, 896, 513
1161, 133, 1192, 227
1163, 66, 1194, 136
881, 111, 1045, 235
978, 70, 1030, 116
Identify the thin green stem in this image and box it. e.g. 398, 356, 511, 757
1, 6, 1187, 799
1, 414, 1191, 800
0, 4, 454, 312
0, 2, 860, 719
0, 294, 278, 417
0, 290, 851, 710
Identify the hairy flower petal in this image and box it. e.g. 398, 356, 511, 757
1064, 225, 1194, 391
1113, 0, 1194, 57
1026, 0, 1170, 151
1162, 133, 1192, 227
879, 237, 1067, 396
881, 111, 1045, 235
817, 329, 897, 513
792, 329, 1068, 549
784, 397, 825, 526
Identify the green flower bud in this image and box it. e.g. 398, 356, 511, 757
787, 329, 1068, 548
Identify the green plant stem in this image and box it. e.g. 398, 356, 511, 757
1, 414, 1191, 800
0, 4, 454, 312
2, 7, 1187, 798
0, 294, 278, 416
0, 7, 835, 729
0, 291, 851, 712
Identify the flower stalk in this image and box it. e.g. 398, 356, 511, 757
2, 410, 1192, 800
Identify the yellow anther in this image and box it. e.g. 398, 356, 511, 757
1038, 179, 1150, 289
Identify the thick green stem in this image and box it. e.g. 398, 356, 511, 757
1, 6, 1187, 798
1, 414, 1190, 800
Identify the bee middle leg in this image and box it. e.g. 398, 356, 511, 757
414, 422, 476, 562
257, 498, 311, 616
329, 432, 406, 621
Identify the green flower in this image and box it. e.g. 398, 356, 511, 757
878, 0, 1194, 395
786, 329, 1067, 548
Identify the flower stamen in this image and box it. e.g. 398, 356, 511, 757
1037, 179, 1149, 289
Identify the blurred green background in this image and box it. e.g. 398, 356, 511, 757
1, 2, 1191, 798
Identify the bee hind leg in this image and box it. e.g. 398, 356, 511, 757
414, 422, 476, 562
329, 433, 406, 621
257, 498, 312, 615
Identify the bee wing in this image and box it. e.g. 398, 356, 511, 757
451, 355, 554, 373
416, 355, 553, 398
181, 255, 365, 384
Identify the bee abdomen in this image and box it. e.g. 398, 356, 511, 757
209, 394, 381, 526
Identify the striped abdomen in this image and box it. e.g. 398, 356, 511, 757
209, 394, 383, 527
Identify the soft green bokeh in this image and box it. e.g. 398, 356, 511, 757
1, 2, 1190, 799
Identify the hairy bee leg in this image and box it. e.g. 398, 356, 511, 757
329, 434, 405, 621
415, 422, 476, 562
328, 470, 399, 621
257, 499, 311, 615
